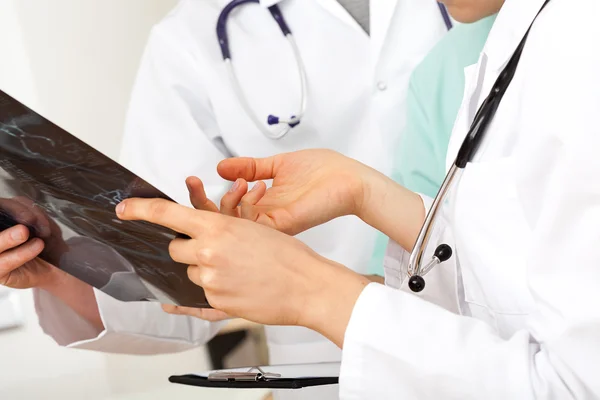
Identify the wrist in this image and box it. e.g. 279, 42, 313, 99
356, 169, 394, 222
298, 259, 370, 348
353, 164, 386, 220
37, 264, 69, 293
358, 175, 425, 252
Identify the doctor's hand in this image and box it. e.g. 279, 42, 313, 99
160, 176, 264, 322
216, 149, 381, 235
116, 197, 369, 344
219, 150, 427, 252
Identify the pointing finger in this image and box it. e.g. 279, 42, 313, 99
116, 198, 213, 237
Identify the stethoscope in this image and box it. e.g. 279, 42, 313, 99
216, 0, 454, 140
407, 0, 551, 293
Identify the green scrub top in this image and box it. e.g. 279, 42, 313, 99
368, 15, 496, 276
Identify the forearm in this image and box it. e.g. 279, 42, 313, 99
364, 274, 384, 284
301, 260, 371, 348
358, 171, 426, 252
39, 268, 104, 331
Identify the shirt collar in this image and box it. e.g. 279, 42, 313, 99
483, 0, 549, 72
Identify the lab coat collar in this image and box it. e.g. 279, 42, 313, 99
261, 0, 364, 34
259, 0, 283, 7
315, 0, 366, 34
483, 0, 549, 72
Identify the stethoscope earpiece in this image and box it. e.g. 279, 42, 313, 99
409, 244, 453, 293
408, 275, 426, 293
434, 244, 452, 262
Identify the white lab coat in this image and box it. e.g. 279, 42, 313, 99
33, 0, 448, 398
340, 0, 600, 398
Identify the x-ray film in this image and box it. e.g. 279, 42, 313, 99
0, 89, 209, 308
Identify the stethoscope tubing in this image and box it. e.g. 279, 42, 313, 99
407, 0, 552, 292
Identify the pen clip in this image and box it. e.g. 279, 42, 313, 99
208, 366, 282, 382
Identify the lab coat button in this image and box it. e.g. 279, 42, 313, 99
377, 81, 388, 91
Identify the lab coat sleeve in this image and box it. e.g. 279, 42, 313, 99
340, 11, 600, 398
343, 237, 600, 400
35, 288, 226, 354
34, 24, 230, 353
383, 194, 433, 289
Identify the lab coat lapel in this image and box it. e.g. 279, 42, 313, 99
262, 0, 365, 35
371, 0, 399, 62
482, 0, 549, 73
445, 0, 551, 170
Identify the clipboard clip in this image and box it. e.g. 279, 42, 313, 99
208, 366, 282, 382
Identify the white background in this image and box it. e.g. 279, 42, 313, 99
0, 1, 267, 399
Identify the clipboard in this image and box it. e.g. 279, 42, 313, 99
169, 362, 340, 389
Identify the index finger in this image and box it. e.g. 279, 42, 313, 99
217, 156, 277, 182
116, 198, 214, 237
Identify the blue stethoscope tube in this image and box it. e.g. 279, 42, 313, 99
217, 0, 306, 140
437, 3, 453, 31
217, 0, 453, 140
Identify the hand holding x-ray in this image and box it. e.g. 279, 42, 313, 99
0, 196, 67, 289
160, 176, 262, 322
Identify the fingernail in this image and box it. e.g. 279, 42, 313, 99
10, 228, 24, 242
116, 202, 126, 215
229, 180, 240, 193
250, 183, 260, 192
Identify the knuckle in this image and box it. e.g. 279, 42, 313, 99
0, 254, 24, 275
167, 240, 179, 259
187, 266, 218, 290
219, 196, 232, 209
208, 218, 226, 235
207, 296, 226, 311
240, 193, 254, 205
196, 247, 215, 265
199, 269, 217, 288
187, 265, 202, 285
1, 230, 18, 248
148, 199, 168, 219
